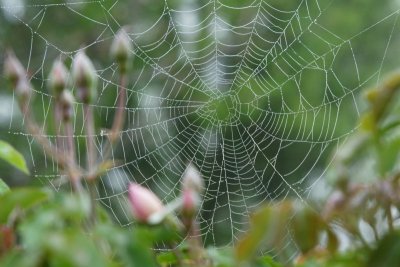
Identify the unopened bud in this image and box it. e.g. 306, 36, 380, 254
59, 90, 75, 122
182, 188, 201, 217
15, 79, 32, 100
4, 51, 26, 87
181, 164, 203, 216
128, 183, 164, 223
48, 59, 68, 97
182, 164, 204, 194
71, 51, 97, 104
110, 28, 132, 71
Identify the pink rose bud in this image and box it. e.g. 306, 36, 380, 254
48, 59, 68, 97
182, 163, 204, 193
181, 164, 204, 216
182, 188, 200, 217
4, 51, 26, 87
71, 51, 97, 104
111, 28, 132, 68
128, 183, 164, 223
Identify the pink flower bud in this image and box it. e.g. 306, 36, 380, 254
181, 164, 203, 216
128, 183, 164, 223
4, 51, 26, 87
182, 188, 200, 217
182, 164, 204, 194
71, 51, 97, 104
48, 59, 68, 97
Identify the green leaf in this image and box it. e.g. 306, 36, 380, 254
235, 202, 293, 262
368, 232, 400, 267
291, 205, 325, 254
0, 140, 29, 175
0, 188, 50, 223
207, 247, 236, 267
255, 256, 283, 267
0, 178, 10, 195
157, 252, 178, 266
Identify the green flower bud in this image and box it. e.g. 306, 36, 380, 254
59, 90, 75, 122
4, 51, 26, 87
48, 59, 68, 98
110, 28, 132, 71
71, 51, 97, 104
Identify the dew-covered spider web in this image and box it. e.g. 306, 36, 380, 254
2, 0, 400, 252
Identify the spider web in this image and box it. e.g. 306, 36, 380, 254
1, 0, 400, 251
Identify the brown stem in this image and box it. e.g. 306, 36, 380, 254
19, 98, 79, 174
184, 217, 203, 265
98, 73, 127, 164
84, 105, 96, 173
64, 120, 82, 192
110, 74, 127, 143
83, 104, 97, 224
386, 205, 394, 232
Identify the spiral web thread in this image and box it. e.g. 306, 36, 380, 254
1, 0, 400, 253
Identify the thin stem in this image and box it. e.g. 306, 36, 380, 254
184, 217, 203, 265
98, 73, 127, 163
83, 103, 98, 225
84, 104, 96, 173
64, 120, 82, 192
111, 73, 127, 143
19, 98, 79, 174
88, 179, 97, 225
54, 101, 63, 155
371, 223, 379, 242
386, 205, 394, 232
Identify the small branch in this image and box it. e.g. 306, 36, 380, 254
110, 73, 127, 143
83, 103, 97, 224
386, 205, 394, 232
98, 73, 127, 164
53, 101, 63, 155
84, 104, 96, 173
19, 98, 80, 175
64, 120, 82, 192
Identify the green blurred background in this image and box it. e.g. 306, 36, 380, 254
1, 0, 400, 245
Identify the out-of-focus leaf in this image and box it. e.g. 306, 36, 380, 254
45, 230, 112, 267
0, 188, 50, 223
377, 136, 400, 174
255, 256, 284, 267
326, 228, 339, 253
0, 140, 29, 175
291, 205, 324, 254
207, 247, 235, 267
157, 252, 178, 266
0, 178, 10, 195
235, 202, 293, 262
368, 232, 400, 267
